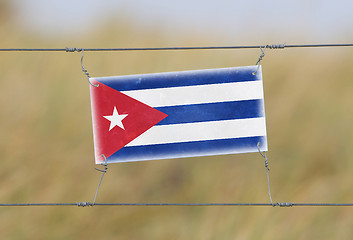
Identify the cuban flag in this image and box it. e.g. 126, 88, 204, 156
90, 65, 267, 164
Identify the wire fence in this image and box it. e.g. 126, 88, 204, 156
1, 42, 353, 207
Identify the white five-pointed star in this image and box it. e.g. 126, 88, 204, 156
103, 106, 128, 131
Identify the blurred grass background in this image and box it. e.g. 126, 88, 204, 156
1, 1, 353, 239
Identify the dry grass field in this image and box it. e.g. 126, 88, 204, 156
1, 9, 353, 239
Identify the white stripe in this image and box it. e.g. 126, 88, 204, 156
121, 81, 263, 107
126, 117, 266, 147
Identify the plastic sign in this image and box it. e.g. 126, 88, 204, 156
90, 66, 267, 164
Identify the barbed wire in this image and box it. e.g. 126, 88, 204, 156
1, 202, 353, 207
0, 43, 352, 52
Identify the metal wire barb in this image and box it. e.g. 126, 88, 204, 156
266, 43, 286, 49
65, 47, 82, 52
276, 202, 294, 207
76, 202, 92, 207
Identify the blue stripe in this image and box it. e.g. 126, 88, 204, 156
107, 136, 266, 162
156, 99, 264, 125
96, 67, 260, 91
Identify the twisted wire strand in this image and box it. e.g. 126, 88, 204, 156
92, 155, 108, 206
257, 142, 274, 205
80, 49, 99, 87
0, 202, 353, 207
0, 43, 352, 52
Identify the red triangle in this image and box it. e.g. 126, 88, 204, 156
90, 79, 168, 163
